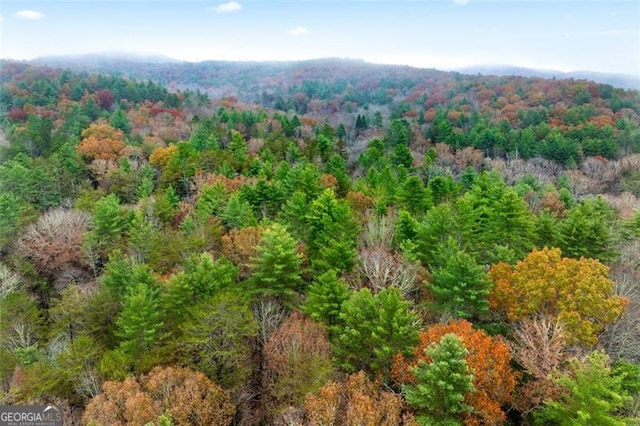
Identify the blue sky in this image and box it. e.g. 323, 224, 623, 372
1, 0, 638, 75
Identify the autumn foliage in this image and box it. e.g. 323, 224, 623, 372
82, 366, 235, 426
489, 247, 628, 345
303, 371, 408, 426
393, 320, 518, 426
76, 123, 126, 161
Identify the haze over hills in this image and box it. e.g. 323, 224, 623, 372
13, 54, 640, 92
457, 65, 640, 91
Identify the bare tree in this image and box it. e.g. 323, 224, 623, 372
0, 263, 22, 299
14, 209, 92, 288
600, 240, 640, 363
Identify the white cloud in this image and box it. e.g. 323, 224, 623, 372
210, 1, 242, 13
13, 10, 45, 20
453, 0, 469, 5
0, 15, 4, 22
286, 26, 310, 37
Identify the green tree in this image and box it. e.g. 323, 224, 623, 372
115, 282, 163, 359
109, 107, 131, 135
228, 130, 248, 167
88, 194, 131, 256
306, 189, 359, 273
429, 237, 492, 319
457, 171, 535, 264
558, 196, 617, 262
179, 292, 257, 391
334, 287, 420, 377
220, 193, 257, 229
0, 192, 33, 251
249, 224, 302, 300
301, 269, 350, 335
391, 142, 413, 169
535, 351, 632, 426
398, 175, 432, 216
325, 154, 350, 196
403, 333, 475, 426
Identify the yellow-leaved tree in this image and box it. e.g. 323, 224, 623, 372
489, 247, 627, 345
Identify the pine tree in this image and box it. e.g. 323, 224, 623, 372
429, 237, 492, 319
306, 189, 359, 273
535, 351, 631, 426
116, 282, 163, 358
249, 224, 302, 300
302, 269, 350, 335
89, 194, 131, 255
403, 333, 475, 426
334, 287, 420, 376
399, 175, 432, 216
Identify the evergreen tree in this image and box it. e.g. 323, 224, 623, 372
399, 175, 432, 216
109, 107, 131, 135
221, 193, 257, 229
116, 282, 163, 359
457, 171, 535, 264
89, 194, 132, 255
249, 224, 302, 300
179, 292, 258, 391
428, 237, 492, 319
403, 333, 475, 426
334, 287, 420, 377
302, 269, 350, 335
391, 143, 413, 169
535, 351, 631, 426
558, 196, 617, 262
306, 190, 359, 273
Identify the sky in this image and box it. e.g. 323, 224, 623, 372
1, 0, 639, 75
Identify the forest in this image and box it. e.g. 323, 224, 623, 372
1, 58, 640, 425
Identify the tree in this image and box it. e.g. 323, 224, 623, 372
76, 124, 126, 161
88, 194, 131, 256
489, 247, 628, 345
456, 171, 535, 264
511, 316, 570, 415
83, 366, 235, 426
0, 192, 32, 252
262, 312, 333, 418
249, 224, 302, 300
115, 282, 163, 359
403, 333, 475, 426
301, 269, 350, 335
220, 193, 257, 229
398, 175, 431, 216
334, 287, 420, 377
306, 189, 359, 273
303, 371, 405, 426
535, 351, 632, 426
14, 209, 91, 283
558, 196, 617, 263
178, 292, 257, 391
109, 107, 131, 135
394, 320, 518, 426
428, 237, 492, 319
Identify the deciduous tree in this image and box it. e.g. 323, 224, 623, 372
394, 320, 518, 426
489, 247, 628, 345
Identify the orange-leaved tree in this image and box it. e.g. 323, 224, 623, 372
303, 371, 408, 426
489, 247, 627, 345
83, 366, 235, 426
77, 123, 126, 161
393, 320, 518, 426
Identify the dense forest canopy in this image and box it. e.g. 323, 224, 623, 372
1, 59, 640, 425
